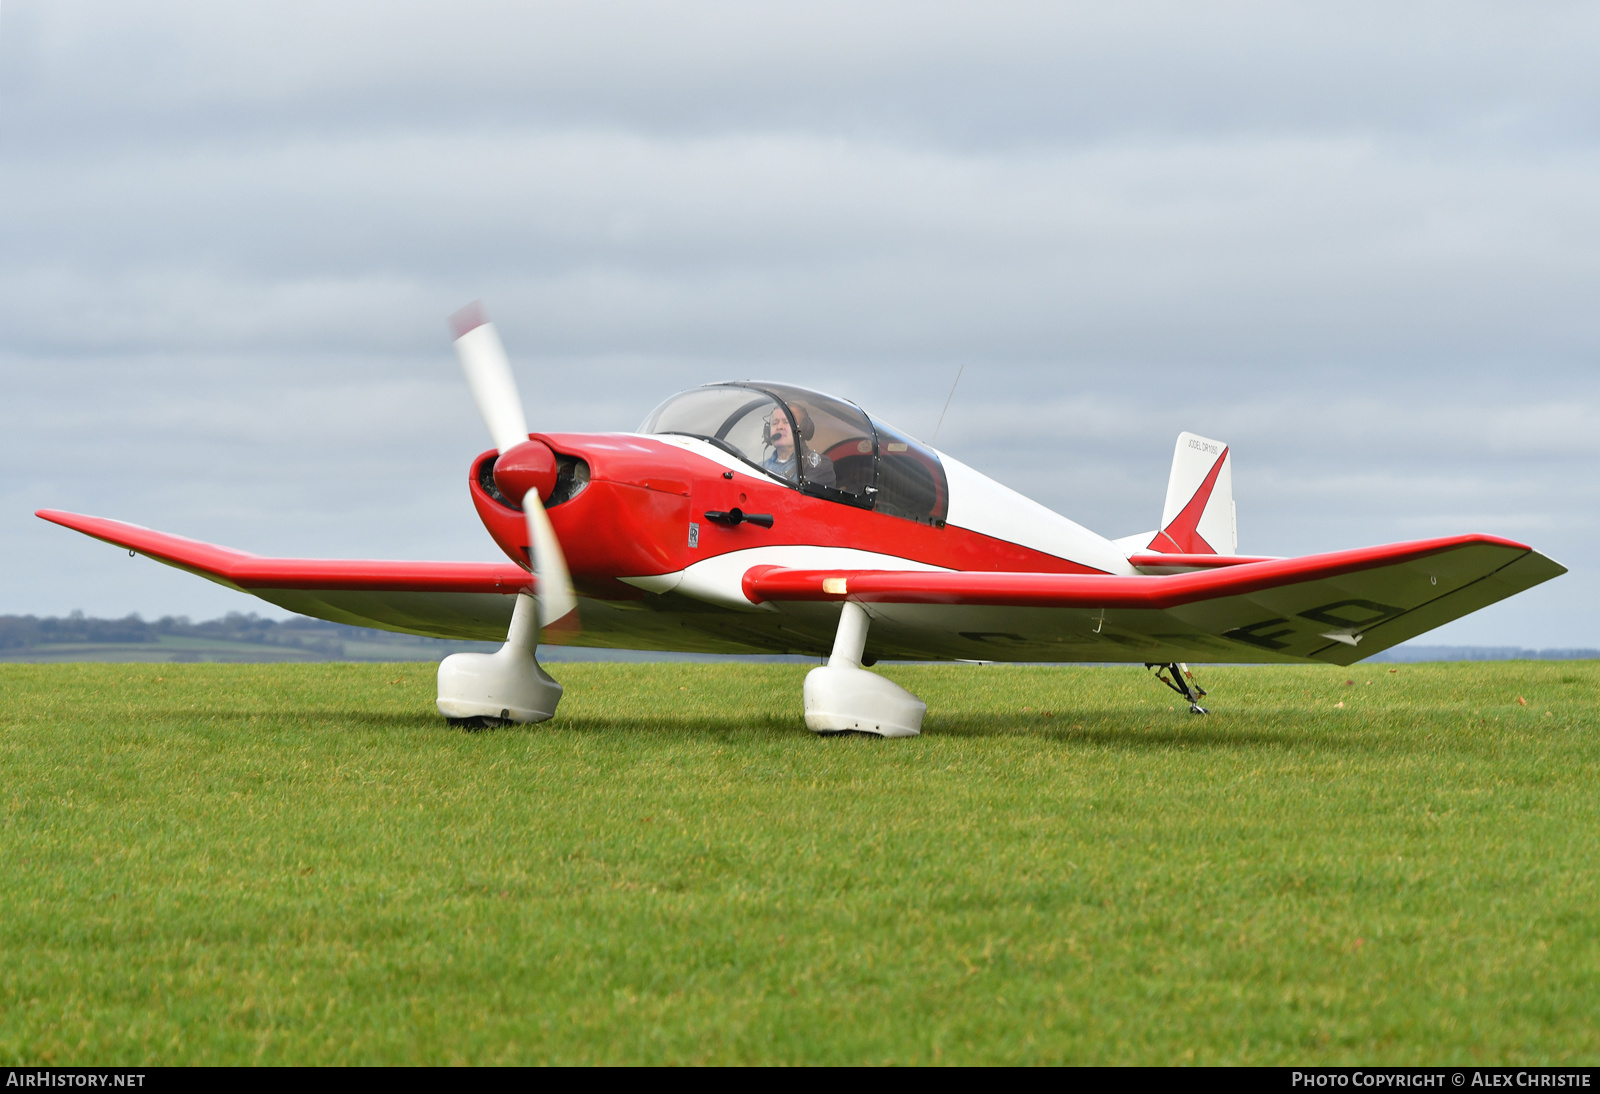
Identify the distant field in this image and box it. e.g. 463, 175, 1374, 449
0, 626, 497, 664
2, 660, 1597, 1065
0, 633, 367, 664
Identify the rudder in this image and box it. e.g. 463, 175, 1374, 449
1151, 432, 1235, 555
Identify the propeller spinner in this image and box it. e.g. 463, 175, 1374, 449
450, 303, 577, 629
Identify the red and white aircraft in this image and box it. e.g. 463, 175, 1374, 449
39, 307, 1566, 736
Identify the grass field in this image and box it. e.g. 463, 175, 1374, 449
2, 660, 1597, 1065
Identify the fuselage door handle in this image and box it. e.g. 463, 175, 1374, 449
704, 508, 774, 529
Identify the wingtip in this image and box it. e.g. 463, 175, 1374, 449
35, 508, 122, 536
449, 301, 489, 340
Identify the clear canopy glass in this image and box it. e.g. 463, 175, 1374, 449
640, 385, 783, 472
639, 382, 947, 524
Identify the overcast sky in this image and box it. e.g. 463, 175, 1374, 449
2, 1, 1596, 646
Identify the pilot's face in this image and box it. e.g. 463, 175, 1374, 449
767, 412, 794, 457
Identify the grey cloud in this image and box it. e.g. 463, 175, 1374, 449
5, 130, 1599, 370
6, 2, 1600, 149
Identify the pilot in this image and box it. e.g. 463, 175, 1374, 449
764, 405, 835, 487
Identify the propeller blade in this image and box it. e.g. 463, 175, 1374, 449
449, 302, 577, 630
451, 302, 529, 455
524, 489, 578, 628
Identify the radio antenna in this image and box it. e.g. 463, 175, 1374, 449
931, 364, 965, 445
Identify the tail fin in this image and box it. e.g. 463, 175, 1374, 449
1150, 432, 1235, 555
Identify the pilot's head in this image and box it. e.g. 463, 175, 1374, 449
765, 406, 814, 462
766, 410, 793, 459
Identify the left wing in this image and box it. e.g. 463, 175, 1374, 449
37, 510, 528, 640
744, 534, 1565, 665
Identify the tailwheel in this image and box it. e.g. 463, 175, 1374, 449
1146, 662, 1209, 714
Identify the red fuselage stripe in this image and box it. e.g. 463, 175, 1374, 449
471, 435, 1112, 584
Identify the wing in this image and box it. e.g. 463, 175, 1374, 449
743, 534, 1566, 665
38, 509, 528, 641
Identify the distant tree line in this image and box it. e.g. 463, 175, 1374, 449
1371, 645, 1600, 662
0, 611, 421, 654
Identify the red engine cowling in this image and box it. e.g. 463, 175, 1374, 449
468, 434, 696, 598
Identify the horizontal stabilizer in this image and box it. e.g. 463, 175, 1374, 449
1128, 552, 1282, 572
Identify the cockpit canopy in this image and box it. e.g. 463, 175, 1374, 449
639, 382, 949, 526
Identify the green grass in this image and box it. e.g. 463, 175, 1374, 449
2, 660, 1597, 1065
